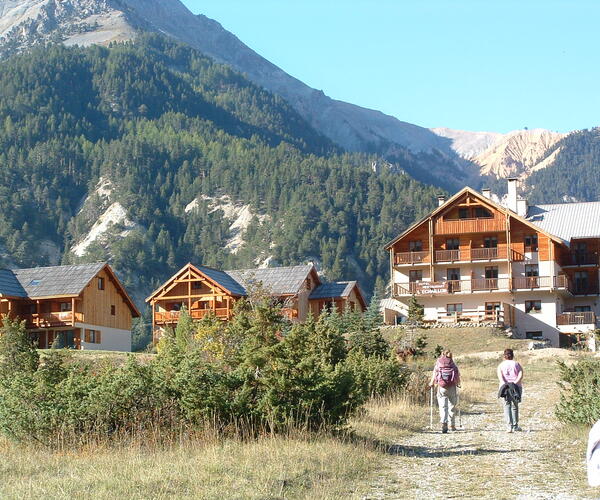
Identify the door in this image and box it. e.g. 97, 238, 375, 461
409, 270, 423, 294
575, 271, 589, 294
447, 268, 460, 292
575, 241, 588, 265
485, 302, 501, 321
485, 266, 499, 289
525, 264, 539, 288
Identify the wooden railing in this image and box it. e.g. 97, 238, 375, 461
557, 312, 596, 325
434, 217, 506, 235
570, 284, 600, 295
155, 308, 231, 323
434, 247, 506, 262
394, 276, 569, 296
394, 251, 430, 265
437, 309, 504, 324
561, 253, 599, 267
21, 311, 79, 327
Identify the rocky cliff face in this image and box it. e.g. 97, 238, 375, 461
433, 127, 566, 180
0, 0, 474, 188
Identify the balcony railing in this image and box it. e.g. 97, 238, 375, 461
21, 311, 80, 328
155, 308, 231, 323
394, 275, 568, 296
561, 253, 599, 267
434, 217, 506, 235
557, 312, 596, 325
394, 251, 430, 265
571, 284, 600, 295
437, 309, 504, 324
434, 247, 506, 262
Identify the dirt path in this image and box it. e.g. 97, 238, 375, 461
364, 356, 595, 499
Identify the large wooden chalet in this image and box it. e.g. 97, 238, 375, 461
0, 263, 139, 351
147, 263, 366, 341
385, 178, 600, 347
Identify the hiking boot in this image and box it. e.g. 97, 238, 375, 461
450, 425, 457, 431
513, 426, 522, 432
442, 423, 448, 434
507, 426, 513, 433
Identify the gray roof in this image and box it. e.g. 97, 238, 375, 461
197, 265, 247, 296
11, 263, 106, 298
527, 201, 600, 244
309, 281, 357, 300
0, 269, 27, 298
226, 265, 315, 295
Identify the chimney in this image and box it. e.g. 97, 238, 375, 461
437, 195, 446, 207
517, 197, 528, 217
507, 178, 518, 213
482, 188, 491, 199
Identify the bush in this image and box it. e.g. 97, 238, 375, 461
556, 359, 600, 425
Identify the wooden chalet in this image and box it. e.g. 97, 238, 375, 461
0, 263, 139, 351
146, 263, 366, 341
385, 178, 600, 347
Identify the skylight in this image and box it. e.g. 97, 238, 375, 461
29, 280, 41, 286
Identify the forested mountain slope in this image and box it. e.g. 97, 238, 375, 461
0, 0, 476, 190
525, 129, 600, 203
0, 34, 439, 301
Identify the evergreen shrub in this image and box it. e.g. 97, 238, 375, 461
556, 359, 600, 425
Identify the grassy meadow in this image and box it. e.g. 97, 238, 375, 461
0, 328, 595, 499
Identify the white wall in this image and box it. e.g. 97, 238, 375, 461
511, 293, 559, 346
76, 323, 132, 352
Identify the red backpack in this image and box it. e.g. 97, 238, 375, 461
436, 356, 458, 388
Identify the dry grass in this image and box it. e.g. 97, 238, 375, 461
0, 432, 379, 499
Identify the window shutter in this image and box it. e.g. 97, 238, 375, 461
96, 331, 102, 344
84, 330, 90, 343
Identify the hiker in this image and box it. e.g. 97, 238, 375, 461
588, 420, 600, 486
497, 348, 523, 433
429, 350, 461, 433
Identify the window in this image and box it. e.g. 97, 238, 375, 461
98, 277, 105, 290
446, 268, 460, 281
85, 329, 102, 344
575, 271, 590, 293
525, 300, 542, 313
192, 281, 202, 290
446, 304, 463, 316
574, 306, 592, 312
111, 305, 116, 316
575, 241, 588, 254
29, 279, 41, 286
484, 236, 498, 248
526, 331, 543, 340
485, 302, 501, 320
409, 270, 423, 282
409, 240, 423, 252
458, 208, 469, 219
474, 206, 491, 218
446, 238, 460, 250
524, 234, 538, 252
485, 266, 498, 279
60, 302, 72, 312
525, 264, 539, 277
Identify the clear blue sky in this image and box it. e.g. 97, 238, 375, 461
181, 1, 599, 133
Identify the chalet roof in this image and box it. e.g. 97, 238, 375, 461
226, 265, 316, 296
0, 270, 27, 298
309, 281, 358, 300
527, 202, 600, 245
196, 265, 247, 296
12, 263, 107, 298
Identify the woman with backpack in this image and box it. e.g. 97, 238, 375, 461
497, 348, 524, 433
429, 350, 461, 433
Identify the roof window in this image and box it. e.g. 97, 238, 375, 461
29, 280, 41, 286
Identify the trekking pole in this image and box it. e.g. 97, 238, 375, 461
457, 387, 463, 429
429, 385, 434, 431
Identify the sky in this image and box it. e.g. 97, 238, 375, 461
181, 1, 599, 134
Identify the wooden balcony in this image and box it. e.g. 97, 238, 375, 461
434, 247, 507, 262
21, 311, 82, 328
394, 275, 568, 297
394, 251, 430, 265
557, 312, 596, 326
155, 308, 231, 324
561, 253, 599, 267
437, 309, 504, 324
434, 217, 506, 235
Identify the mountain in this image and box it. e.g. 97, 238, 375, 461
434, 127, 565, 182
0, 34, 441, 306
0, 0, 478, 190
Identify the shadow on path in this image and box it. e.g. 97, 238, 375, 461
385, 443, 530, 458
